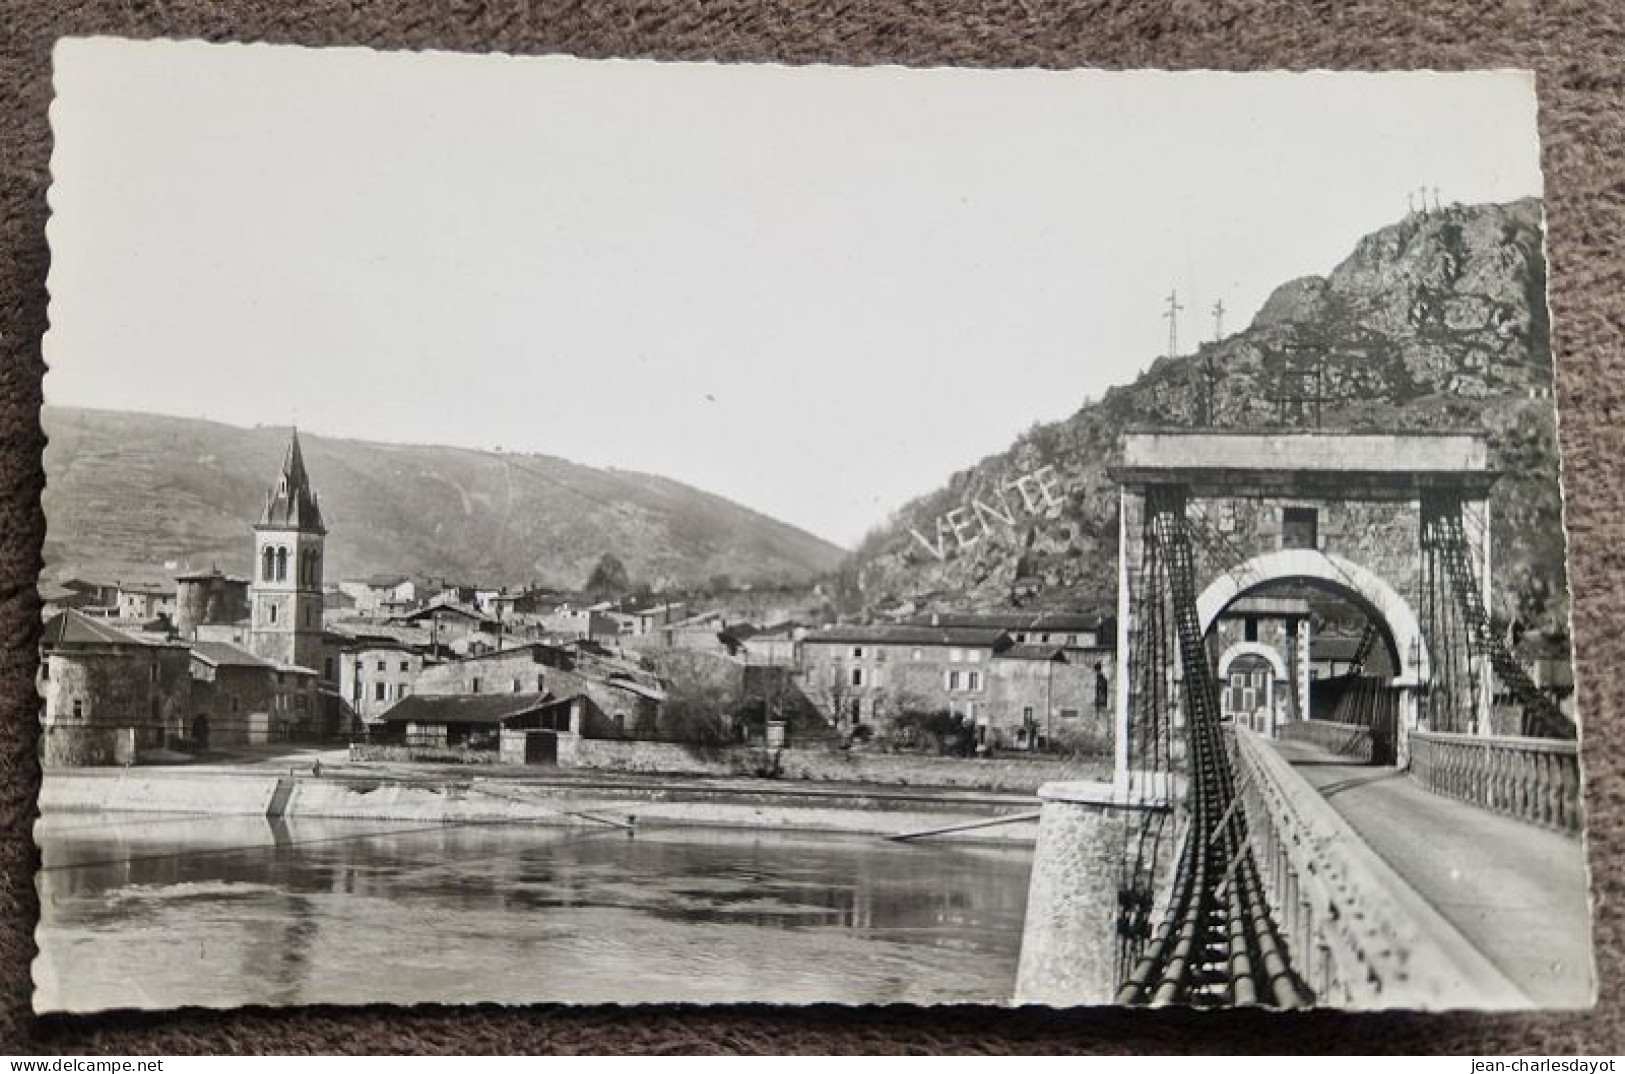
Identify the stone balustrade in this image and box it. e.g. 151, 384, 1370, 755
1230, 726, 1526, 1009
1408, 730, 1582, 834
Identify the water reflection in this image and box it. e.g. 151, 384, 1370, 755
35, 814, 1033, 1011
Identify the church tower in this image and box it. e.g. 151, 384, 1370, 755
248, 429, 326, 671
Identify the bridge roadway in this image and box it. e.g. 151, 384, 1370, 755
1270, 737, 1594, 1007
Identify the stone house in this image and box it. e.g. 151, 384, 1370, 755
337, 574, 431, 616
376, 693, 593, 761
341, 641, 436, 724
540, 605, 624, 643
738, 621, 805, 666
115, 581, 178, 623
174, 567, 251, 640
800, 621, 1111, 751
188, 640, 322, 745
412, 642, 659, 736
38, 611, 193, 766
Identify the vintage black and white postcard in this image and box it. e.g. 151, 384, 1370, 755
33, 38, 1594, 1012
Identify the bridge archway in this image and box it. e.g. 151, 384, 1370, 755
1195, 548, 1430, 688
1217, 640, 1289, 681
1217, 641, 1289, 737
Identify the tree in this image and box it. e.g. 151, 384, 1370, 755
649, 654, 743, 747
584, 553, 632, 600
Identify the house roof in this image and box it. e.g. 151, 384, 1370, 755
998, 644, 1070, 662
449, 641, 573, 667
804, 624, 1010, 648
190, 641, 278, 669
118, 582, 176, 597
909, 612, 1106, 633
257, 428, 326, 534
606, 676, 667, 702
57, 578, 114, 593
41, 610, 149, 648
340, 638, 425, 655
174, 567, 250, 584
393, 602, 493, 625
379, 691, 556, 726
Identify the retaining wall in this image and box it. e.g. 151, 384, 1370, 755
562, 738, 1110, 792
40, 772, 284, 816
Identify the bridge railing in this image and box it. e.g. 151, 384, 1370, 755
1408, 730, 1582, 834
1231, 725, 1526, 1009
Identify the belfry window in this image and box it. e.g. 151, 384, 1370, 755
275, 547, 289, 581
262, 547, 275, 581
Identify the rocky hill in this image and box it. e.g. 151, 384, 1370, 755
853, 198, 1571, 633
41, 407, 845, 590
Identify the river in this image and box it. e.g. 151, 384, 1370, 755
33, 814, 1035, 1012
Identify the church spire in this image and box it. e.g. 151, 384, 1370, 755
257, 427, 326, 533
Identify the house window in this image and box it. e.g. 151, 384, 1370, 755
537, 675, 546, 692
400, 660, 410, 672
851, 646, 864, 659
71, 699, 83, 718
269, 603, 278, 625
1060, 708, 1079, 719
966, 650, 982, 664
399, 683, 410, 698
949, 648, 963, 663
967, 671, 981, 691
1245, 617, 1259, 643
513, 678, 522, 693
295, 694, 308, 713
912, 648, 923, 661
375, 682, 386, 701
376, 660, 386, 672
1282, 507, 1319, 550
851, 668, 864, 687
947, 670, 962, 691
472, 677, 482, 694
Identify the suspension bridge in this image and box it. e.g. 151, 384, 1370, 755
1015, 431, 1591, 1010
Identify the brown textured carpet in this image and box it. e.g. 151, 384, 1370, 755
2, 0, 1621, 1056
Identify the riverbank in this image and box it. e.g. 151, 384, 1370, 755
39, 766, 1042, 844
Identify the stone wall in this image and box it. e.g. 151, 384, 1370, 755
40, 643, 193, 760
349, 743, 502, 765
559, 737, 1110, 792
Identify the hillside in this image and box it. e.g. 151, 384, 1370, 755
853, 198, 1571, 633
40, 407, 845, 590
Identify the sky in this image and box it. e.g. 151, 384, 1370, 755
44, 39, 1543, 548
